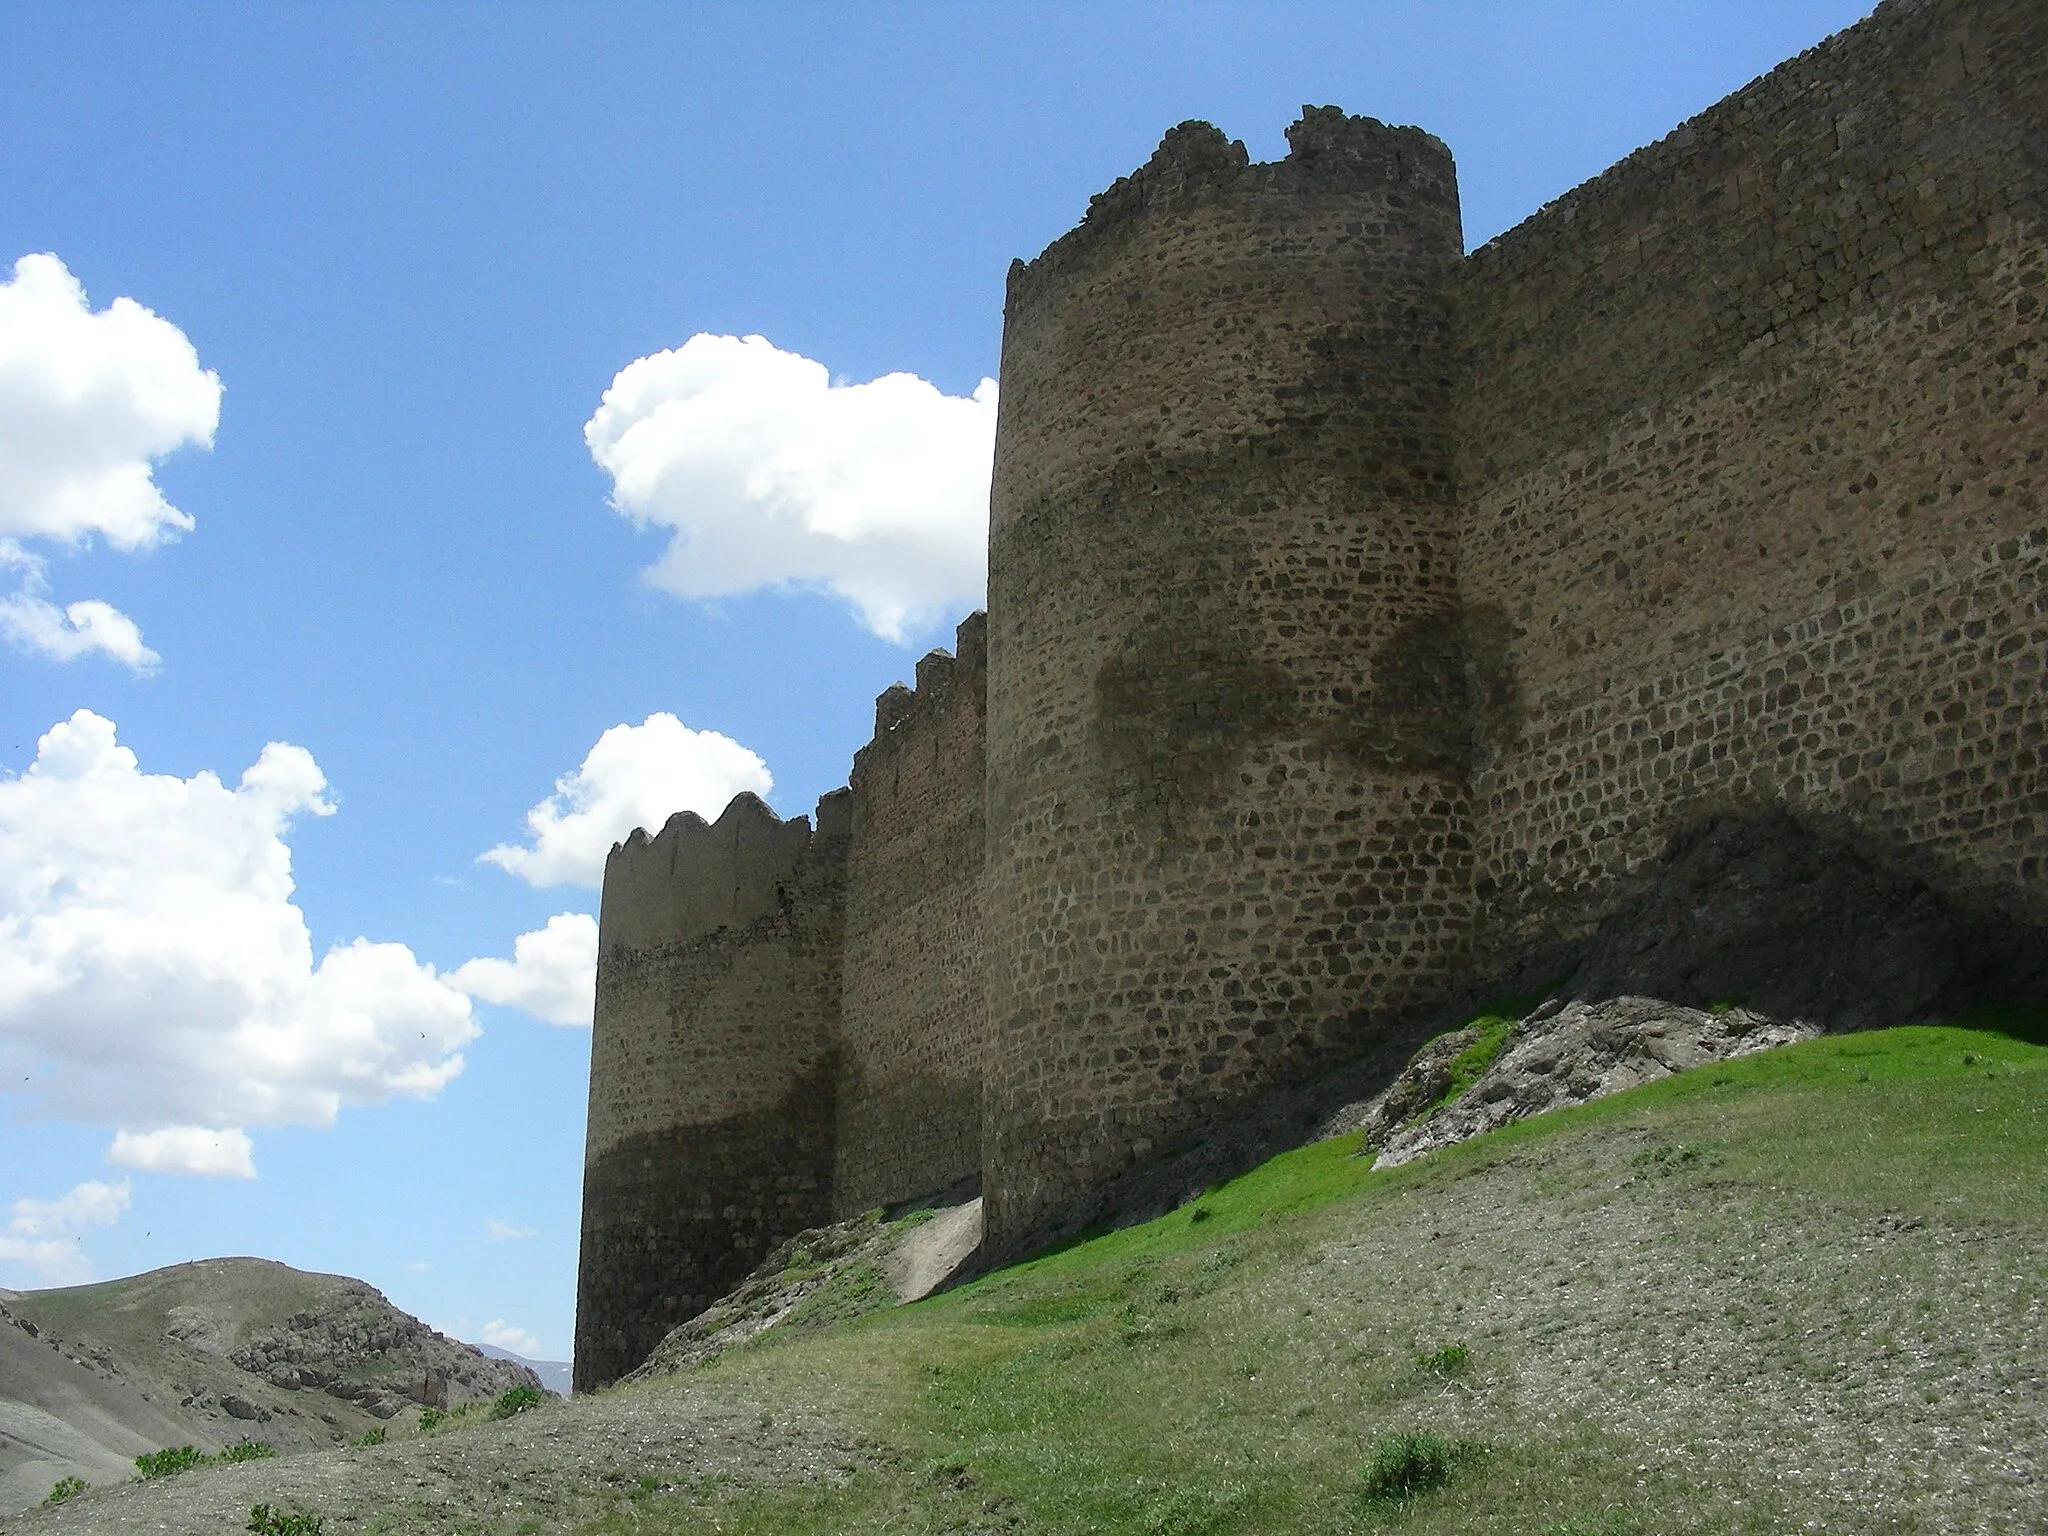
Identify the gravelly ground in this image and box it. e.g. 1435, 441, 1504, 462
1279, 1125, 2048, 1535
0, 1382, 864, 1536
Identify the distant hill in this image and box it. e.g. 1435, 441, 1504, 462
474, 1344, 570, 1396
0, 1257, 537, 1515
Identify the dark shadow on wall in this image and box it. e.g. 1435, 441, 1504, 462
1332, 602, 1518, 776
957, 806, 2046, 1278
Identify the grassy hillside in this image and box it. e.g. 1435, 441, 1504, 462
590, 1013, 2048, 1535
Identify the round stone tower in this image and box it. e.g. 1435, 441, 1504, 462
982, 108, 1470, 1252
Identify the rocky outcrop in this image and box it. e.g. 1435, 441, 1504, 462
227, 1283, 537, 1418
1364, 996, 1817, 1168
626, 1199, 984, 1380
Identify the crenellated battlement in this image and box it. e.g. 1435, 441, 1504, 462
597, 792, 815, 956
859, 611, 989, 756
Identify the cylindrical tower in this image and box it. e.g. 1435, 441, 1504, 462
982, 109, 1470, 1251
573, 791, 845, 1390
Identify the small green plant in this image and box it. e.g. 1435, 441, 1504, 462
352, 1426, 386, 1447
1707, 997, 1746, 1015
134, 1445, 206, 1478
1358, 1431, 1464, 1507
217, 1438, 276, 1463
43, 1476, 86, 1506
248, 1503, 325, 1535
488, 1383, 544, 1420
1439, 1016, 1516, 1102
1420, 1340, 1470, 1376
418, 1405, 446, 1431
921, 1455, 974, 1488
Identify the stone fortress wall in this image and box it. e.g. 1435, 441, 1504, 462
576, 0, 2044, 1388
1453, 0, 2046, 973
575, 793, 847, 1390
982, 111, 1474, 1248
835, 613, 990, 1217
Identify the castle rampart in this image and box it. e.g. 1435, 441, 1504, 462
834, 613, 990, 1216
573, 793, 846, 1392
577, 0, 2044, 1388
983, 110, 1471, 1250
1453, 0, 2045, 975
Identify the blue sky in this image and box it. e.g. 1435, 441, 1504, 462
0, 1, 1874, 1365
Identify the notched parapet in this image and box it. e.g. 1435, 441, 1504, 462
860, 611, 991, 756
598, 791, 814, 954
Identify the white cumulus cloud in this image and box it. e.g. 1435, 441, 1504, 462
0, 590, 160, 670
0, 710, 478, 1155
481, 714, 771, 889
452, 912, 597, 1027
0, 253, 219, 549
107, 1125, 256, 1179
585, 332, 995, 642
0, 252, 217, 668
0, 1177, 131, 1287
479, 1319, 541, 1357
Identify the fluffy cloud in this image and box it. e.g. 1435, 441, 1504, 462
481, 714, 771, 889
0, 253, 220, 550
452, 912, 597, 1026
0, 252, 217, 668
485, 1219, 535, 1242
479, 1319, 541, 1357
107, 1126, 256, 1179
0, 590, 159, 670
0, 1178, 131, 1287
585, 333, 996, 641
0, 711, 477, 1156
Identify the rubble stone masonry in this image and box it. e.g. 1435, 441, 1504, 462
573, 794, 845, 1392
576, 0, 2043, 1384
1454, 0, 2045, 966
982, 111, 1470, 1249
834, 613, 990, 1216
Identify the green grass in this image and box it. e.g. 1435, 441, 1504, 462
1426, 1013, 1518, 1111
777, 1259, 896, 1335
134, 1439, 275, 1479
488, 1384, 545, 1421
575, 1010, 2048, 1536
42, 1477, 86, 1506
134, 1446, 208, 1479
248, 1503, 325, 1535
1357, 1431, 1477, 1509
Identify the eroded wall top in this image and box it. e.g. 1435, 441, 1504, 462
598, 792, 815, 955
